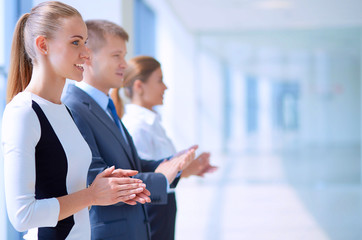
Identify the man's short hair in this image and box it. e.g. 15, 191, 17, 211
85, 19, 129, 52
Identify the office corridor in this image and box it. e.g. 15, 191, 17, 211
175, 146, 362, 240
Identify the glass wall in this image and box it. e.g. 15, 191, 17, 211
1, 0, 34, 238
193, 28, 361, 239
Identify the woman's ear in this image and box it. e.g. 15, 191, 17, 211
133, 79, 144, 96
35, 35, 48, 56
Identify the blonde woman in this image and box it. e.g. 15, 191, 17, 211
2, 2, 148, 239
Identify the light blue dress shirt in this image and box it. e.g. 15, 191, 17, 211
74, 82, 173, 191
75, 82, 129, 145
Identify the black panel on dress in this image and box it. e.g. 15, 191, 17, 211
32, 101, 74, 240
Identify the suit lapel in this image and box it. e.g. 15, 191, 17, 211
70, 85, 137, 170
90, 104, 134, 164
121, 121, 142, 170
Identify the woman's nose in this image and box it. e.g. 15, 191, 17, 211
80, 45, 90, 60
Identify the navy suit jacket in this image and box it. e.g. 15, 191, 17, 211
62, 84, 170, 240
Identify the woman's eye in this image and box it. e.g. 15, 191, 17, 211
72, 40, 79, 46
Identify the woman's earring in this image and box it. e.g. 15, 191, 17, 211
44, 51, 47, 55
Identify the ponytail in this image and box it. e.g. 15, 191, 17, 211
110, 88, 124, 118
6, 13, 32, 103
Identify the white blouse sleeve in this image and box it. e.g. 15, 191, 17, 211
1, 101, 60, 232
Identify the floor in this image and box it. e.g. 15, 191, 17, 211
175, 146, 362, 240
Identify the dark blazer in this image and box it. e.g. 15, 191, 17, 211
62, 84, 170, 240
147, 192, 177, 240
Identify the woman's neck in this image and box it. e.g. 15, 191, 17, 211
131, 98, 153, 111
25, 64, 65, 104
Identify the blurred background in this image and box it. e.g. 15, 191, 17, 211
0, 0, 361, 239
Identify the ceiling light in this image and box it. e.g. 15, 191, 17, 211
256, 0, 292, 9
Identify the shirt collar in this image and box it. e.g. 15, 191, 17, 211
125, 104, 158, 125
76, 82, 109, 111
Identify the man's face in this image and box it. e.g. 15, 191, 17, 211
89, 34, 127, 94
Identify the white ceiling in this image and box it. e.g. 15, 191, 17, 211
167, 0, 362, 32
166, 0, 362, 61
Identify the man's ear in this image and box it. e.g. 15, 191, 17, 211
35, 35, 48, 55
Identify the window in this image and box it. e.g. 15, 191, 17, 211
246, 76, 258, 133
133, 0, 156, 56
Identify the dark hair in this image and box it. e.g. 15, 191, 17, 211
7, 1, 82, 103
85, 19, 129, 53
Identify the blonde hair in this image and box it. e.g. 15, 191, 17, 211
85, 19, 129, 53
87, 19, 130, 117
110, 56, 161, 118
7, 1, 82, 103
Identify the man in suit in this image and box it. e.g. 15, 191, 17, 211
62, 19, 195, 240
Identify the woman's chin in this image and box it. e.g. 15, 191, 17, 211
68, 74, 84, 82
